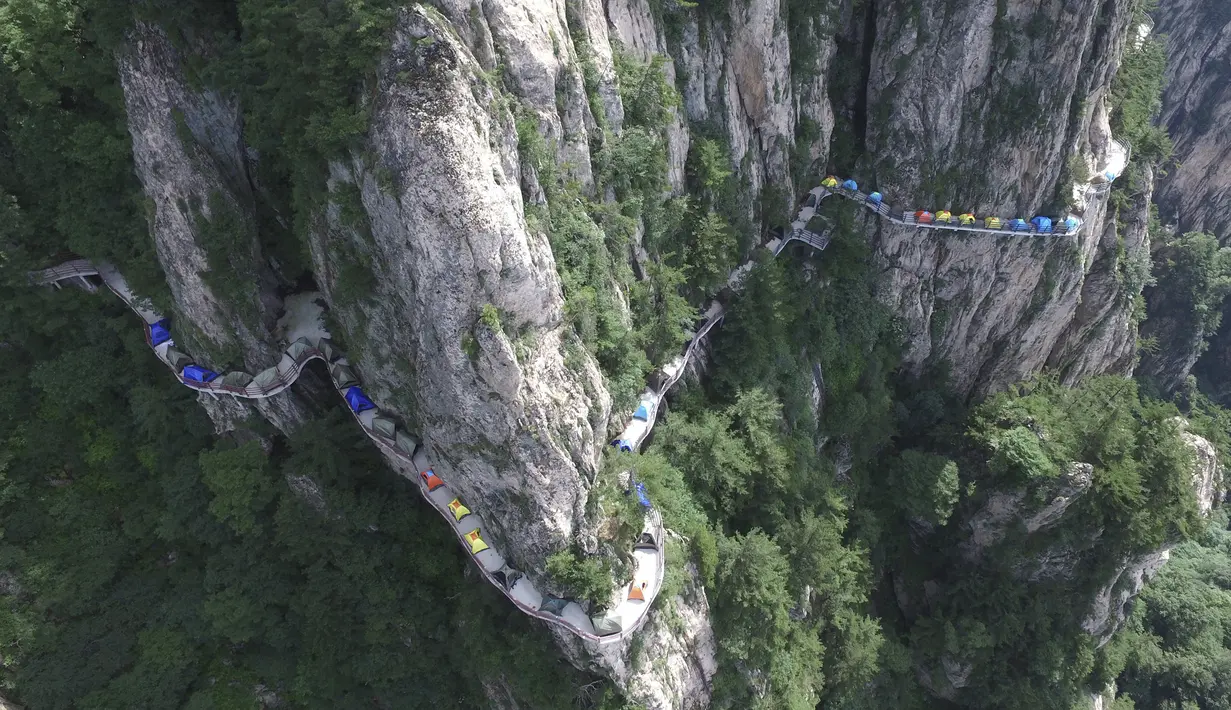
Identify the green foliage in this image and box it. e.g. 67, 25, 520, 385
479, 302, 503, 331
1148, 231, 1231, 339
547, 550, 616, 610
1112, 509, 1231, 708
886, 450, 961, 525
1109, 32, 1172, 166
613, 51, 679, 130
199, 441, 275, 535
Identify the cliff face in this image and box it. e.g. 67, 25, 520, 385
1151, 0, 1231, 402
855, 0, 1145, 398
1153, 0, 1231, 241
116, 23, 321, 435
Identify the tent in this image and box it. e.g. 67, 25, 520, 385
633, 402, 653, 421
1104, 171, 1117, 182
958, 213, 976, 225
420, 469, 445, 491
318, 338, 343, 363
182, 364, 219, 383
821, 176, 838, 188
251, 367, 282, 392
841, 179, 858, 191
628, 582, 647, 602
866, 191, 883, 204
345, 386, 376, 413
448, 498, 472, 522
163, 347, 192, 371
539, 596, 568, 616
218, 371, 255, 389
493, 566, 523, 591
592, 616, 623, 635
371, 415, 397, 438
611, 439, 633, 453
285, 339, 315, 363
1030, 216, 1053, 233
634, 530, 659, 551
1009, 218, 1030, 232
1065, 216, 1080, 231
915, 211, 934, 224
634, 481, 651, 508
329, 363, 359, 388
936, 210, 952, 223
985, 217, 1003, 229
395, 431, 418, 457
147, 319, 172, 347
464, 529, 489, 555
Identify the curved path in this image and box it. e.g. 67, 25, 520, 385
34, 260, 664, 645
33, 147, 1126, 642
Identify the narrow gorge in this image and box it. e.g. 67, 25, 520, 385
1, 0, 1228, 709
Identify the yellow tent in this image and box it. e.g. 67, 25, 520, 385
958, 213, 976, 225
448, 498, 472, 522
465, 529, 489, 555
985, 217, 1002, 229
821, 176, 839, 188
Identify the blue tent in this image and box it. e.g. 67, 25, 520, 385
148, 319, 172, 347
1030, 216, 1053, 233
1009, 219, 1030, 232
635, 481, 651, 508
867, 191, 883, 204
611, 439, 633, 453
1104, 171, 1117, 182
345, 386, 376, 414
633, 402, 652, 421
182, 364, 219, 383
1064, 216, 1080, 231
841, 179, 858, 191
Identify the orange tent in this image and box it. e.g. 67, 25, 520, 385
420, 469, 444, 492
628, 582, 647, 601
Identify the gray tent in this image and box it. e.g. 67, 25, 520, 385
591, 616, 623, 635
318, 338, 343, 363
329, 363, 359, 388
218, 371, 255, 388
163, 347, 192, 371
285, 339, 314, 362
395, 431, 418, 457
251, 367, 282, 391
371, 416, 397, 439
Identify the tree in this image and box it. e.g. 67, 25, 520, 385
199, 441, 275, 535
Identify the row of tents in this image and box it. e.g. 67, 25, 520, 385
821, 176, 1079, 234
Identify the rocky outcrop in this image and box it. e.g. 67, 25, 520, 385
116, 23, 321, 436
1153, 0, 1231, 241
117, 23, 279, 367
306, 7, 609, 574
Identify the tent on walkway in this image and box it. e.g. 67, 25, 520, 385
634, 481, 651, 508
345, 386, 376, 413
329, 363, 359, 388
592, 616, 623, 635
628, 582, 647, 602
1031, 216, 1053, 233
464, 529, 489, 555
985, 217, 1003, 229
448, 498, 472, 522
958, 213, 976, 225
182, 364, 219, 383
633, 401, 654, 421
1009, 218, 1030, 232
841, 179, 858, 191
915, 210, 934, 224
867, 191, 883, 205
147, 319, 172, 347
936, 210, 952, 223
539, 596, 568, 616
821, 176, 839, 188
420, 469, 445, 491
